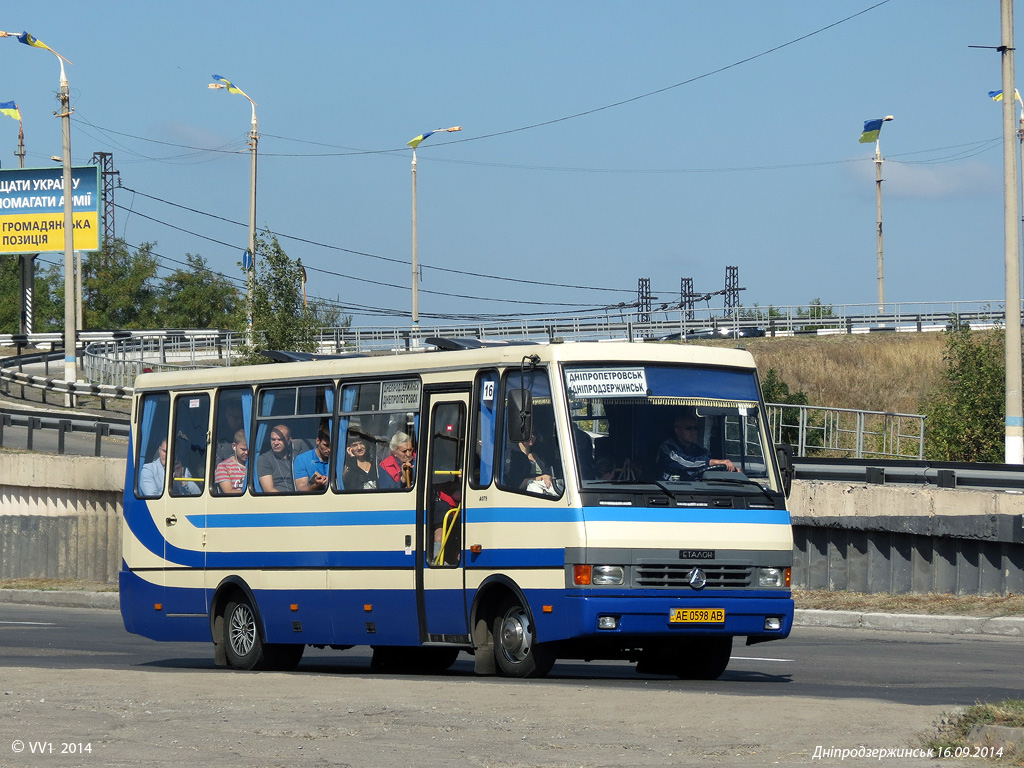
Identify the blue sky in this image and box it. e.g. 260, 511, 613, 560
0, 1, 1016, 326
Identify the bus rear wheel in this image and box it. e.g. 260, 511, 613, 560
492, 598, 555, 678
223, 597, 265, 670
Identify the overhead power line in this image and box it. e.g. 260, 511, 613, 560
115, 185, 632, 295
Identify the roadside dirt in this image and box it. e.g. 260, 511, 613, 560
0, 666, 960, 768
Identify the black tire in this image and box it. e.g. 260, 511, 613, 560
370, 646, 459, 674
223, 597, 265, 670
492, 598, 555, 678
637, 636, 733, 680
263, 643, 305, 671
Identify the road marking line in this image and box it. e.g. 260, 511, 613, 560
0, 621, 56, 626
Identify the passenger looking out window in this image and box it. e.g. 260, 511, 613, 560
258, 424, 294, 493
380, 432, 415, 489
214, 430, 248, 495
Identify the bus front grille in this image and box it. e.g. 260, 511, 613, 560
634, 564, 753, 589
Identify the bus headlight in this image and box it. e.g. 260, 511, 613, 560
592, 565, 625, 585
757, 567, 789, 587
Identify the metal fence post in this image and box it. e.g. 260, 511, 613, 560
94, 422, 108, 457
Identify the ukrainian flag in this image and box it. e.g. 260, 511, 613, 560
989, 89, 1022, 104
212, 75, 250, 99
17, 32, 54, 53
0, 101, 19, 121
858, 118, 884, 144
407, 131, 435, 149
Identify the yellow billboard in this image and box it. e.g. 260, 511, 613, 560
0, 166, 101, 254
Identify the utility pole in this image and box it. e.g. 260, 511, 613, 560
1000, 0, 1023, 464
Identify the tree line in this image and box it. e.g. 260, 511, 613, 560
0, 234, 348, 363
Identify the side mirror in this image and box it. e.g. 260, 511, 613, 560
506, 389, 533, 443
775, 443, 794, 498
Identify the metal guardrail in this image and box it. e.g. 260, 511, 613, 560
0, 407, 130, 457
82, 330, 241, 388
0, 349, 133, 403
792, 457, 1024, 493
766, 403, 925, 460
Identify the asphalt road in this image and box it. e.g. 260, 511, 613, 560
2, 603, 1018, 766
1, 602, 1019, 705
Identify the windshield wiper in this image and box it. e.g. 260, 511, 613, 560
701, 472, 777, 504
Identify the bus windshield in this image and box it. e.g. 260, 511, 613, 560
564, 363, 775, 491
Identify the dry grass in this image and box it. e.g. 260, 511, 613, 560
693, 332, 949, 414
0, 578, 117, 592
795, 590, 1024, 617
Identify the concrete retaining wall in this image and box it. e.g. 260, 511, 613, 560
790, 481, 1024, 595
0, 454, 123, 583
2, 455, 1023, 593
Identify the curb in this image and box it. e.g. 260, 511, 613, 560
794, 608, 1024, 637
1, 591, 1022, 638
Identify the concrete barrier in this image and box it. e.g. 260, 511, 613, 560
0, 454, 123, 583
2, 455, 1023, 594
790, 481, 1024, 595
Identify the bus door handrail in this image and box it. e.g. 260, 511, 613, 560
433, 505, 461, 566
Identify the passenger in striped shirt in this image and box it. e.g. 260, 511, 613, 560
214, 430, 248, 495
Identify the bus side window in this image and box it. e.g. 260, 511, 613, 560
212, 387, 252, 496
337, 379, 420, 493
170, 393, 209, 497
136, 392, 170, 499
498, 369, 563, 499
470, 370, 499, 488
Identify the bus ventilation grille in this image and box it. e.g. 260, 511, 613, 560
635, 564, 753, 589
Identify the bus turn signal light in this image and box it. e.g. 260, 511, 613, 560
574, 564, 592, 585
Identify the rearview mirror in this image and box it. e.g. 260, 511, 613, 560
775, 443, 794, 498
506, 389, 533, 443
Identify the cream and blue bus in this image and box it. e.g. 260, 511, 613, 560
120, 339, 794, 679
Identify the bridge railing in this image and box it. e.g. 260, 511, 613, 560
766, 403, 925, 460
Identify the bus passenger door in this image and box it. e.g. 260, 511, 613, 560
418, 391, 470, 643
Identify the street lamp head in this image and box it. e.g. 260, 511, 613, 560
883, 115, 894, 121
49, 155, 61, 162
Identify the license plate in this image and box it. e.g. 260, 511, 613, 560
669, 608, 725, 624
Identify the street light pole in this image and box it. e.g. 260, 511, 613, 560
1, 100, 35, 335
999, 0, 1023, 464
859, 116, 894, 313
407, 127, 461, 341
871, 117, 893, 313
2, 32, 77, 403
209, 75, 258, 346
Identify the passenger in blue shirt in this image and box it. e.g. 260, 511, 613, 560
294, 427, 332, 492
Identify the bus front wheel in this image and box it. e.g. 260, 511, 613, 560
492, 598, 554, 678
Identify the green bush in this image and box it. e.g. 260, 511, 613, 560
921, 327, 1008, 463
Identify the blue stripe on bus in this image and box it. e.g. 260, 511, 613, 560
195, 509, 416, 528
581, 506, 790, 525
464, 548, 565, 568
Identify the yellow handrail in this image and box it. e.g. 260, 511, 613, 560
433, 505, 461, 566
